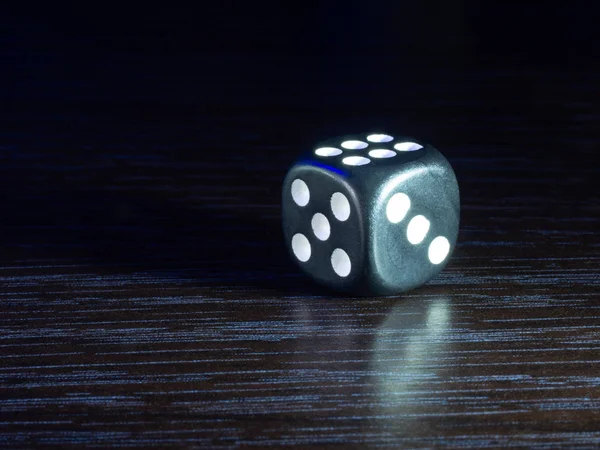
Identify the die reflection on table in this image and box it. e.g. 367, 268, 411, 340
371, 297, 453, 423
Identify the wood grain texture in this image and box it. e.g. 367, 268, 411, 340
1, 23, 600, 448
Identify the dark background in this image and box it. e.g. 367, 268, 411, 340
2, 2, 599, 151
1, 2, 599, 448
1, 1, 597, 262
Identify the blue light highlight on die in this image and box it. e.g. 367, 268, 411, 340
304, 159, 347, 177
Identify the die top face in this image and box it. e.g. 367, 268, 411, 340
282, 164, 365, 292
312, 132, 426, 172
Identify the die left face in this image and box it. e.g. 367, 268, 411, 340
282, 164, 366, 293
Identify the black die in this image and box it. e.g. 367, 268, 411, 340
282, 132, 460, 296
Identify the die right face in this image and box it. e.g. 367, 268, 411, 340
368, 146, 460, 294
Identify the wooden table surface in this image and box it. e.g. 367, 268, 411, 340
1, 13, 600, 448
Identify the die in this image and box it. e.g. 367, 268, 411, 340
281, 132, 460, 296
